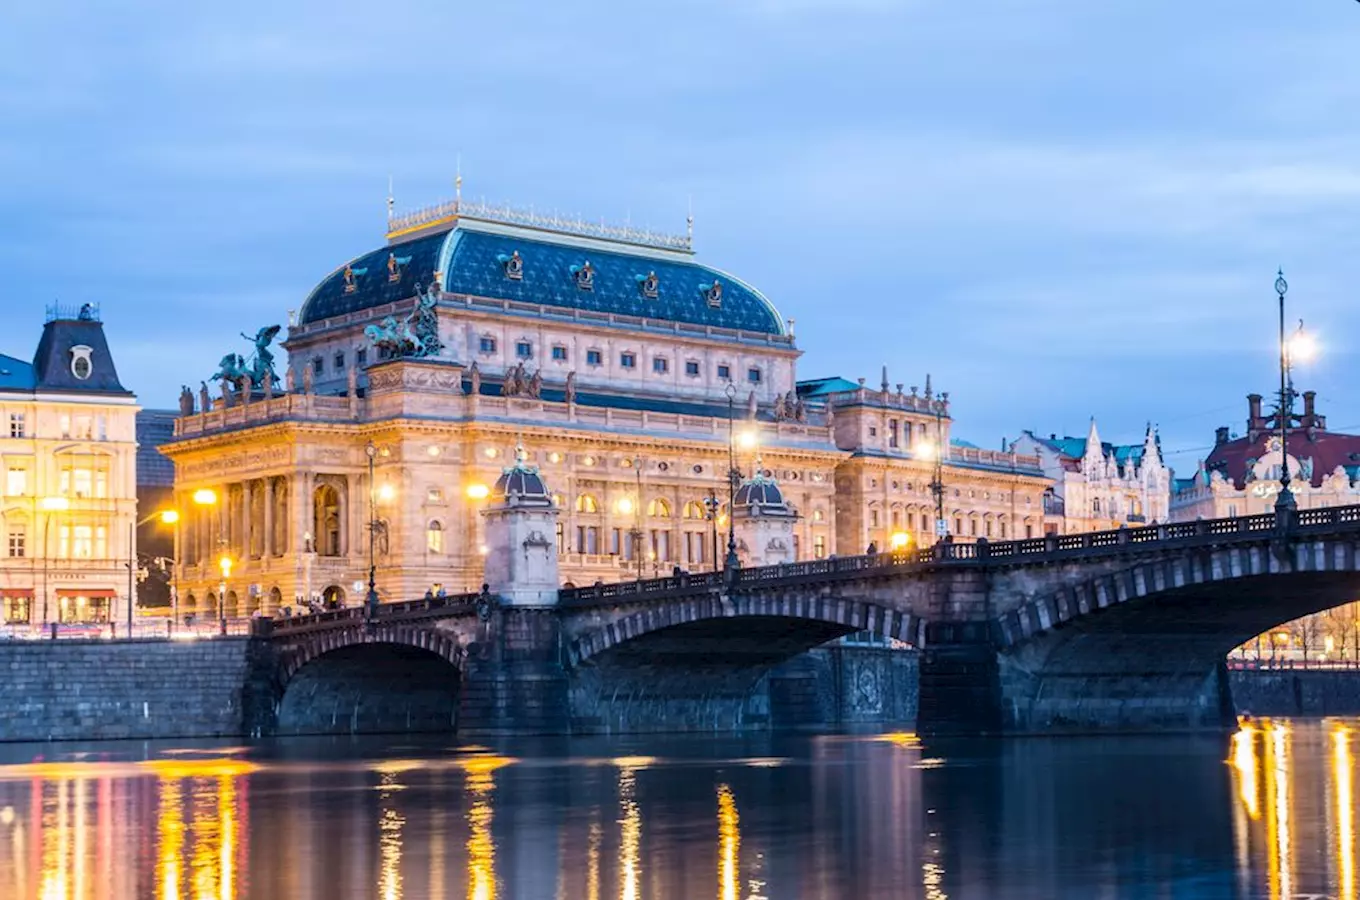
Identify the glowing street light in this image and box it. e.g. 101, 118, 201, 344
378, 483, 396, 503
737, 429, 758, 451
192, 488, 218, 506
158, 509, 180, 525
1287, 325, 1318, 365
915, 441, 937, 462
616, 496, 635, 515
465, 483, 490, 501
890, 531, 910, 551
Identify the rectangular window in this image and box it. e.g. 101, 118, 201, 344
747, 367, 761, 384
610, 528, 621, 555
868, 426, 878, 437
516, 341, 533, 359
6, 530, 24, 558
717, 364, 731, 380
870, 510, 879, 527
8, 413, 24, 438
685, 361, 700, 377
620, 352, 636, 369
888, 420, 899, 448
652, 357, 669, 374
814, 535, 827, 559
96, 416, 107, 440
586, 349, 602, 366
5, 467, 27, 496
71, 525, 94, 559
356, 348, 368, 367
955, 517, 963, 535
334, 352, 345, 371
312, 357, 323, 375
556, 522, 565, 555
426, 524, 443, 554
3, 596, 29, 624
74, 416, 93, 440
1026, 524, 1035, 539
551, 346, 568, 362
576, 525, 585, 553
480, 337, 497, 354
60, 414, 71, 438
426, 488, 443, 503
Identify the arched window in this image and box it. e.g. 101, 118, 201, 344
1092, 498, 1101, 516
682, 501, 705, 519
427, 520, 444, 554
648, 498, 671, 518
576, 494, 599, 513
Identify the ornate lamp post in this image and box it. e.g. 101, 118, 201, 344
1275, 270, 1296, 513
365, 441, 380, 616
217, 553, 231, 633
724, 383, 741, 575
928, 399, 947, 547
703, 490, 720, 573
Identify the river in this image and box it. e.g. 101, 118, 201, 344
0, 719, 1352, 899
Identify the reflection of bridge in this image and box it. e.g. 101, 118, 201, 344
250, 505, 1360, 736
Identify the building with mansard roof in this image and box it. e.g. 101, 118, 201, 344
0, 305, 139, 627
160, 193, 1054, 618
1012, 419, 1170, 534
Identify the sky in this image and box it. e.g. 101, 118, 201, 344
2, 0, 1358, 476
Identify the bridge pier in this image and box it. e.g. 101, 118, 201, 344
459, 608, 570, 736
917, 623, 1002, 736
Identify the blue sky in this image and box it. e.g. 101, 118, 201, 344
2, 1, 1358, 475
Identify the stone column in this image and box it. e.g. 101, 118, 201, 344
241, 480, 253, 559
263, 478, 275, 559
218, 485, 230, 559
338, 477, 350, 557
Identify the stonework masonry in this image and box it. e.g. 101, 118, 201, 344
0, 639, 252, 742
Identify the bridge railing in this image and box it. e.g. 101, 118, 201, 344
266, 590, 482, 637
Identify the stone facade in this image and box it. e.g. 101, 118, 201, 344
0, 307, 140, 628
1012, 419, 1170, 534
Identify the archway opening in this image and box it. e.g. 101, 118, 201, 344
322, 585, 346, 610
277, 643, 460, 735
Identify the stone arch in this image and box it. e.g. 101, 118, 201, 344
313, 482, 343, 556
277, 623, 465, 684
184, 592, 197, 618
244, 589, 261, 617
268, 586, 283, 614
568, 593, 922, 667
224, 590, 239, 618
322, 584, 345, 609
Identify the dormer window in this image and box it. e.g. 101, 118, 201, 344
571, 261, 595, 291
637, 271, 660, 299
497, 250, 524, 280
701, 280, 723, 308
69, 345, 93, 380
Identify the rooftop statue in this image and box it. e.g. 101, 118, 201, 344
364, 288, 442, 360
213, 324, 281, 394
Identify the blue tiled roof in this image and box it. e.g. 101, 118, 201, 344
299, 223, 784, 335
0, 354, 35, 391
797, 376, 860, 397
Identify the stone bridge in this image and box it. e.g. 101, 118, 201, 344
250, 504, 1360, 737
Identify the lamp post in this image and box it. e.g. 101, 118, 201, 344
928, 399, 947, 547
724, 382, 741, 575
39, 496, 69, 626
365, 441, 380, 616
632, 459, 644, 581
703, 490, 720, 574
1275, 270, 1296, 513
217, 553, 231, 633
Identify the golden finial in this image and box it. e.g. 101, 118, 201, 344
455, 153, 463, 207
386, 175, 394, 220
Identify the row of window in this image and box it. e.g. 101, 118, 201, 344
6, 525, 109, 559
1, 413, 108, 441
311, 348, 369, 377
0, 596, 110, 625
479, 338, 762, 382
4, 467, 111, 499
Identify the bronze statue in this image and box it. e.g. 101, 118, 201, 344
199, 381, 210, 412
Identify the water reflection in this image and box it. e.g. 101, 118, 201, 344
3, 725, 1360, 897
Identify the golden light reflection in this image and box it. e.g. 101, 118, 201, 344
617, 765, 642, 900
1336, 726, 1356, 900
464, 756, 507, 900
1232, 725, 1261, 820
1265, 721, 1293, 900
157, 777, 183, 900
717, 784, 739, 900
40, 779, 70, 900
190, 775, 221, 900
878, 731, 921, 750
378, 771, 404, 900
586, 819, 602, 900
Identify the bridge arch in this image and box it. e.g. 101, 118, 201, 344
273, 623, 465, 736
568, 593, 921, 667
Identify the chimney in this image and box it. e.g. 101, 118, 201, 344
1215, 426, 1230, 445
1246, 393, 1263, 428
1303, 390, 1317, 423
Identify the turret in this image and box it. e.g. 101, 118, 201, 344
731, 461, 800, 567
481, 445, 560, 606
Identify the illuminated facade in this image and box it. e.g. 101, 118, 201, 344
1012, 419, 1170, 534
0, 306, 139, 626
162, 195, 1055, 615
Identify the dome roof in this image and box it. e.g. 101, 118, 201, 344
733, 470, 798, 518
298, 211, 785, 336
491, 448, 555, 508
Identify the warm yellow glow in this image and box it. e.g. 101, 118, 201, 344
1232, 725, 1260, 820
718, 784, 740, 900
616, 496, 634, 515
1288, 329, 1318, 364
159, 509, 181, 525
158, 777, 184, 900
465, 483, 490, 501
618, 767, 641, 900
465, 758, 500, 900
378, 771, 404, 900
1265, 722, 1293, 900
192, 489, 218, 506
378, 483, 396, 502
916, 440, 937, 462
39, 496, 69, 512
890, 531, 910, 550
1336, 726, 1355, 900
737, 430, 758, 451
586, 820, 602, 900
218, 775, 237, 900
218, 556, 232, 579
478, 545, 489, 556
484, 447, 498, 459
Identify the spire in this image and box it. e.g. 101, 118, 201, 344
924, 373, 933, 400
1085, 417, 1102, 456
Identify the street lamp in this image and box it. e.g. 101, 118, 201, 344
130, 507, 182, 634
39, 496, 69, 625
703, 490, 721, 573
217, 552, 232, 633
926, 398, 948, 547
890, 531, 910, 552
365, 441, 380, 616
1275, 270, 1296, 512
724, 383, 741, 576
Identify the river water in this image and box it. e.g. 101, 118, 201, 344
0, 719, 1352, 899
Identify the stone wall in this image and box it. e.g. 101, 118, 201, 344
0, 639, 252, 742
1231, 668, 1360, 717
